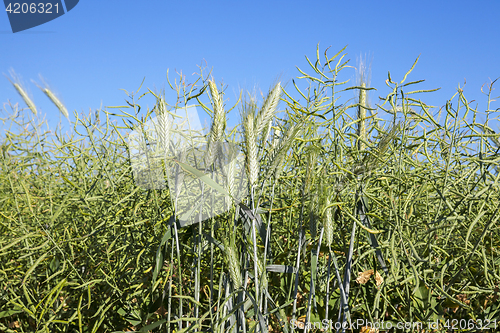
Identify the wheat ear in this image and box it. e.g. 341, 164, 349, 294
6, 71, 37, 116
33, 77, 69, 119
267, 122, 301, 179
155, 98, 171, 152
357, 55, 372, 151
206, 80, 225, 167
223, 144, 237, 210
243, 112, 259, 186
357, 81, 367, 151
255, 82, 281, 143
224, 238, 242, 289
324, 195, 334, 248
42, 88, 69, 120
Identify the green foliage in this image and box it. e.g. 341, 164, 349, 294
1, 47, 500, 333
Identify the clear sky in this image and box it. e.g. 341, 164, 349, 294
1, 1, 499, 135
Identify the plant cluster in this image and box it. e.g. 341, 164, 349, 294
1, 46, 499, 332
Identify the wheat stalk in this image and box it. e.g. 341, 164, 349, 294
243, 111, 259, 186
267, 122, 302, 179
357, 81, 367, 151
255, 82, 281, 142
42, 88, 69, 120
155, 98, 171, 153
33, 76, 69, 119
323, 191, 333, 248
206, 80, 225, 168
357, 56, 371, 151
223, 144, 237, 210
224, 238, 242, 289
6, 71, 37, 116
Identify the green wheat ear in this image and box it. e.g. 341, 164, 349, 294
356, 55, 371, 151
206, 79, 226, 168
154, 97, 171, 153
243, 111, 259, 186
324, 195, 334, 248
265, 121, 302, 180
41, 88, 69, 120
255, 82, 281, 143
6, 70, 37, 116
223, 237, 242, 289
357, 81, 367, 150
34, 75, 69, 120
304, 145, 320, 193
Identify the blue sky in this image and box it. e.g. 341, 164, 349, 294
1, 1, 499, 135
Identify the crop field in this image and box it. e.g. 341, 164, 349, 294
1, 46, 499, 332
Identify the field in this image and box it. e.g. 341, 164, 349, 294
1, 46, 499, 332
